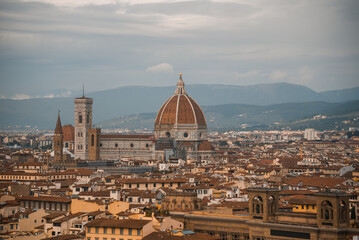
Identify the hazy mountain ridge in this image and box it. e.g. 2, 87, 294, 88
0, 83, 358, 129
97, 100, 359, 131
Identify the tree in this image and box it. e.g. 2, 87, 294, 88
219, 141, 228, 146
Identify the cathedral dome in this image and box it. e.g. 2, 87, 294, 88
154, 74, 206, 130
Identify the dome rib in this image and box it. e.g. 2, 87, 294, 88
175, 94, 180, 124
157, 95, 176, 124
184, 94, 197, 124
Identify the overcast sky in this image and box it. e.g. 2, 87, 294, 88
0, 0, 358, 99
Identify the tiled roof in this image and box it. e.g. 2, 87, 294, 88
62, 125, 74, 142
144, 232, 220, 240
288, 196, 316, 205
283, 176, 345, 188
17, 196, 71, 203
53, 212, 85, 224
42, 234, 82, 240
43, 212, 66, 219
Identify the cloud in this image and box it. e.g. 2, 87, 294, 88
11, 94, 32, 100
0, 0, 358, 95
236, 70, 260, 78
21, 0, 194, 8
269, 70, 288, 81
7, 90, 72, 100
146, 63, 174, 73
21, 0, 117, 8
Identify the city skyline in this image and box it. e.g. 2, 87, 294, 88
1, 0, 359, 100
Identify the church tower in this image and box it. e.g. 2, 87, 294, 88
54, 112, 63, 162
74, 92, 93, 160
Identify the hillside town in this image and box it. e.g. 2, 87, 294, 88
0, 77, 359, 240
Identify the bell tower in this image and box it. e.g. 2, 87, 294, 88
316, 192, 349, 229
74, 90, 93, 160
53, 111, 63, 162
248, 188, 279, 222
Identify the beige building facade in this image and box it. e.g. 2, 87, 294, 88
171, 188, 359, 240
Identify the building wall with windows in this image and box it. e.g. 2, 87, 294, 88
85, 218, 153, 240
171, 188, 359, 240
18, 209, 47, 232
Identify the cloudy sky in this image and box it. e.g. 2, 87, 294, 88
0, 0, 358, 99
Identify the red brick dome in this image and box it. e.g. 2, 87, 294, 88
155, 74, 206, 129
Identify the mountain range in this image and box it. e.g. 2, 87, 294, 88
0, 82, 358, 130
99, 100, 359, 131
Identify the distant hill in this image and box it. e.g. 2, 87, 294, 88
0, 83, 358, 129
98, 100, 359, 131
320, 87, 359, 103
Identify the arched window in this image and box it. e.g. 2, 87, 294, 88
324, 209, 330, 220
91, 134, 94, 146
252, 196, 263, 216
321, 200, 333, 221
339, 201, 347, 221
78, 113, 82, 123
268, 195, 276, 215
256, 204, 261, 214
86, 114, 89, 123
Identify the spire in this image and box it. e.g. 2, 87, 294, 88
55, 111, 63, 134
175, 73, 186, 95
82, 84, 85, 97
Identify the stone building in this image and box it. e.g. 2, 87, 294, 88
63, 124, 75, 152
161, 191, 201, 212
17, 196, 71, 212
171, 188, 359, 240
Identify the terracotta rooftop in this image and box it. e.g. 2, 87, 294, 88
62, 125, 74, 142
198, 141, 215, 151
288, 196, 317, 205
53, 212, 85, 224
144, 232, 220, 240
43, 212, 66, 219
17, 196, 71, 203
43, 234, 82, 240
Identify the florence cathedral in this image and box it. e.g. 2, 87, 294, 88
53, 74, 216, 163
